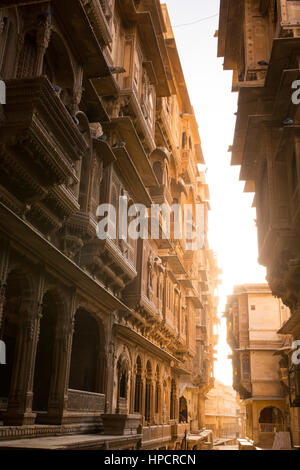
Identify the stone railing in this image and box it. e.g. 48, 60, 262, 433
67, 389, 105, 413
259, 423, 284, 433
172, 423, 190, 439
142, 425, 172, 444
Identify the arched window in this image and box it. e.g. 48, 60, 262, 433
42, 31, 75, 113
259, 407, 284, 433
0, 11, 19, 79
118, 358, 128, 399
17, 31, 37, 78
116, 354, 129, 414
153, 161, 163, 185
119, 370, 127, 399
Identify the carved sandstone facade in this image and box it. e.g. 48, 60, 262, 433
0, 1, 219, 450
218, 0, 300, 448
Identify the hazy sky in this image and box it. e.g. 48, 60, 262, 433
163, 0, 266, 386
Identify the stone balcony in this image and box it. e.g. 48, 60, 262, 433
150, 184, 173, 207
80, 237, 137, 294
0, 77, 86, 233
1, 77, 87, 187
102, 414, 142, 436
181, 150, 199, 184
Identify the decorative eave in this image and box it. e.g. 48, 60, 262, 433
220, 0, 244, 71
278, 310, 300, 336
142, 0, 176, 93
93, 139, 116, 167
112, 146, 152, 207
231, 86, 267, 166
82, 0, 113, 46
217, 0, 229, 59
265, 38, 300, 93
160, 253, 186, 275
186, 294, 203, 309
239, 114, 272, 182
272, 68, 300, 121
106, 116, 158, 187
53, 0, 113, 80
83, 79, 111, 123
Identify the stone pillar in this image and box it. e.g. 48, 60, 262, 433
130, 368, 136, 414
43, 291, 77, 425
105, 341, 116, 414
4, 271, 45, 426
150, 380, 154, 425
175, 391, 179, 422
141, 373, 146, 426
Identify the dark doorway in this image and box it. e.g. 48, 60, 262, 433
179, 396, 188, 423
69, 309, 100, 393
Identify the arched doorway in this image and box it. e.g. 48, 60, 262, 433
69, 309, 105, 393
153, 161, 163, 185
43, 30, 75, 112
116, 354, 129, 415
259, 407, 284, 433
179, 396, 188, 424
32, 291, 59, 412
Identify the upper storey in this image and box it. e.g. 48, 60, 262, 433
218, 0, 300, 90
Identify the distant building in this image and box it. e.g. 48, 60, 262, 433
225, 284, 292, 447
205, 380, 240, 439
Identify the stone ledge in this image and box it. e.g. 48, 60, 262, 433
0, 423, 102, 441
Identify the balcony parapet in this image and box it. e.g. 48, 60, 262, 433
67, 389, 105, 413
142, 424, 172, 446
82, 0, 113, 46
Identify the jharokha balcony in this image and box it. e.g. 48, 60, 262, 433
0, 77, 87, 231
